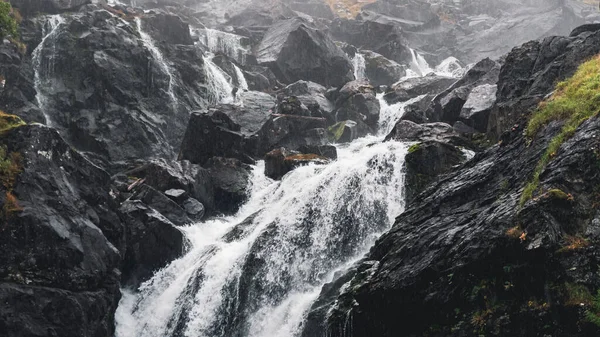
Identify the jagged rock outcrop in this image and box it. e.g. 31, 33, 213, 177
384, 74, 456, 104
333, 80, 380, 128
256, 17, 354, 87
264, 146, 334, 180
0, 124, 123, 337
3, 8, 208, 166
489, 26, 600, 139
361, 50, 406, 87
302, 24, 600, 337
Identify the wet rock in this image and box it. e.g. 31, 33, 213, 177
385, 120, 466, 147
121, 159, 214, 211
181, 197, 205, 221
205, 157, 252, 214
333, 80, 380, 127
489, 27, 600, 139
384, 74, 456, 104
426, 58, 501, 125
280, 80, 334, 121
256, 17, 354, 87
0, 125, 122, 336
329, 18, 411, 65
362, 50, 406, 86
141, 13, 194, 45
119, 200, 185, 288
130, 185, 192, 226
404, 141, 466, 203
399, 94, 435, 124
328, 120, 371, 143
297, 144, 337, 160
165, 189, 188, 202
254, 114, 329, 154
178, 108, 252, 166
264, 147, 332, 180
459, 83, 497, 133
5, 8, 208, 165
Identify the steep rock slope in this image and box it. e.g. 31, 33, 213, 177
302, 25, 600, 337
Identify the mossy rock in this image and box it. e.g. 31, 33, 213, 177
0, 111, 25, 134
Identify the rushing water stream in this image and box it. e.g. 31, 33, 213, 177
115, 94, 414, 337
115, 20, 464, 336
32, 15, 65, 127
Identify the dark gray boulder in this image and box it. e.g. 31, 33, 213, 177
119, 200, 185, 288
130, 184, 192, 226
0, 124, 122, 337
256, 17, 354, 87
459, 83, 498, 133
404, 140, 466, 203
264, 146, 333, 180
384, 74, 456, 104
178, 108, 252, 166
333, 80, 380, 128
385, 120, 466, 146
362, 50, 406, 86
205, 157, 252, 214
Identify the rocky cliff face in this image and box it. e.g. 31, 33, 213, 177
301, 24, 600, 337
0, 0, 599, 336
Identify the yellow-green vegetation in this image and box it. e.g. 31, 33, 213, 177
586, 290, 600, 327
520, 55, 600, 206
328, 121, 347, 142
408, 143, 421, 154
565, 283, 593, 306
0, 144, 23, 227
558, 235, 590, 253
0, 111, 25, 133
0, 1, 18, 40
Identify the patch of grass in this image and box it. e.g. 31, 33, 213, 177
565, 283, 593, 306
586, 290, 600, 327
327, 121, 347, 142
558, 235, 590, 253
408, 143, 421, 154
520, 55, 600, 206
506, 226, 526, 242
0, 111, 25, 133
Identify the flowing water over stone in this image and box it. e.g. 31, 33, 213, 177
352, 53, 366, 81
135, 17, 179, 108
115, 91, 412, 337
408, 48, 433, 77
203, 55, 236, 104
199, 28, 251, 65
32, 15, 65, 127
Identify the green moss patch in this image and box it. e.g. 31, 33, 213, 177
520, 55, 600, 206
408, 143, 421, 153
0, 111, 25, 134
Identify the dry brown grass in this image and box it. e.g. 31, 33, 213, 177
325, 0, 377, 18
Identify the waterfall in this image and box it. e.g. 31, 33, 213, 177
32, 15, 65, 127
203, 55, 235, 104
352, 53, 366, 81
198, 28, 250, 65
135, 17, 178, 108
115, 101, 412, 337
408, 48, 433, 77
234, 64, 249, 91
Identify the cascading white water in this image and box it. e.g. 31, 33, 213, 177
352, 53, 366, 81
234, 64, 249, 91
408, 48, 433, 77
32, 15, 65, 127
135, 17, 178, 108
199, 28, 250, 65
115, 91, 413, 337
203, 55, 235, 104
